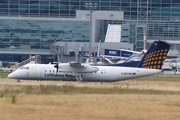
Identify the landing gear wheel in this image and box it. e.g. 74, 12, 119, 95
17, 79, 21, 82
76, 76, 82, 82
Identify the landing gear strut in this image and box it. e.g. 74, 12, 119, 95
17, 79, 21, 82
75, 75, 82, 82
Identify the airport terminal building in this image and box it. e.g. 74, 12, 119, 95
0, 0, 180, 63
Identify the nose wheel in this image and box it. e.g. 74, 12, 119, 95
17, 79, 21, 82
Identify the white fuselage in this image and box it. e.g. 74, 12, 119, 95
8, 64, 161, 82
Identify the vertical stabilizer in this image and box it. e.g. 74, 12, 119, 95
138, 40, 170, 69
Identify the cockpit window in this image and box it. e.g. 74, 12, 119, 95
20, 67, 29, 69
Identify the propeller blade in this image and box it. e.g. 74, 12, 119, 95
54, 63, 59, 73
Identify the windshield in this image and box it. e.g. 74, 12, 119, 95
20, 66, 29, 70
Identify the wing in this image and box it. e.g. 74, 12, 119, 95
58, 62, 99, 73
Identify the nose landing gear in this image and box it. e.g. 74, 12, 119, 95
17, 79, 21, 82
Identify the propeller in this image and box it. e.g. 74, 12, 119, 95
54, 63, 59, 73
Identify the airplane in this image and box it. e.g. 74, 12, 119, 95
8, 40, 170, 82
86, 47, 147, 66
94, 55, 142, 67
84, 51, 142, 66
9, 45, 21, 51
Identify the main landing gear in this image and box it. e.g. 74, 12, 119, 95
75, 75, 82, 82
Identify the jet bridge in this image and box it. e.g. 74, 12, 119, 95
105, 24, 121, 42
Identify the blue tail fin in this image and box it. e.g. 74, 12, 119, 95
137, 40, 170, 69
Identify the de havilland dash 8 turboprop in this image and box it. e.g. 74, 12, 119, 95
8, 40, 170, 82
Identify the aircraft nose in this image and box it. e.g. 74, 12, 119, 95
8, 72, 17, 79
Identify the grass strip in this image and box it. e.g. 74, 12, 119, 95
0, 84, 179, 97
